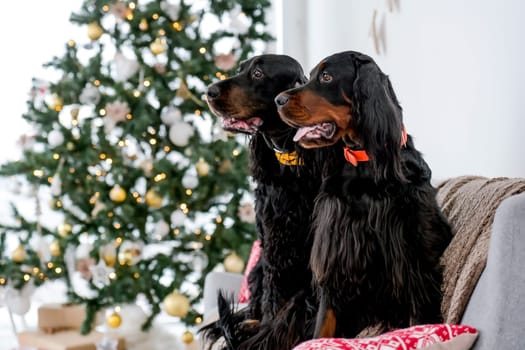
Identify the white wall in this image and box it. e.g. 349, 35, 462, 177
279, 0, 525, 180
0, 1, 84, 162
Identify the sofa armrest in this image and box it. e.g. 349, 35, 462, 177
461, 192, 525, 349
202, 271, 244, 325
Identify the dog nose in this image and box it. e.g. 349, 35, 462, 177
207, 85, 220, 99
275, 94, 289, 107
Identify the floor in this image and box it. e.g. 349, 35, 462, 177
0, 281, 200, 350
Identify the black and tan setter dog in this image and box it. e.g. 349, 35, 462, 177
201, 54, 340, 349
276, 51, 452, 339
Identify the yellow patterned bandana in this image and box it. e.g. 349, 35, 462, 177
274, 151, 304, 166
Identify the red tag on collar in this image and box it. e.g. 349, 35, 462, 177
343, 125, 407, 166
343, 147, 369, 166
401, 125, 408, 147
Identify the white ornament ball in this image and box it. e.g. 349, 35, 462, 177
76, 243, 94, 260
30, 235, 51, 262
230, 9, 251, 34
8, 294, 31, 316
48, 130, 64, 148
191, 250, 209, 272
237, 203, 256, 224
170, 210, 186, 227
115, 304, 148, 337
160, 1, 180, 21
169, 122, 194, 147
113, 52, 140, 82
181, 173, 198, 189
79, 84, 101, 105
161, 106, 182, 126
155, 220, 170, 238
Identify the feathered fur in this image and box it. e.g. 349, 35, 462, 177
201, 54, 340, 349
277, 51, 452, 338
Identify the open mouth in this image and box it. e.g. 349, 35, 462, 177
293, 122, 336, 143
221, 116, 263, 134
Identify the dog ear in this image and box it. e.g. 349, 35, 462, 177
352, 63, 405, 181
298, 74, 308, 85
290, 72, 308, 89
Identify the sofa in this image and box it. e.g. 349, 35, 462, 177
201, 176, 525, 350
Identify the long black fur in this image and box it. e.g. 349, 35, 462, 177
201, 54, 340, 349
277, 51, 452, 338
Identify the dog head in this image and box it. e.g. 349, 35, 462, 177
206, 54, 306, 141
276, 51, 405, 178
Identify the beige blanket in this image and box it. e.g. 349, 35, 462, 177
436, 175, 525, 324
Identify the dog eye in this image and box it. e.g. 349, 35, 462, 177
320, 72, 333, 83
252, 68, 264, 80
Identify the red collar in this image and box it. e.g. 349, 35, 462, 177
343, 148, 369, 166
343, 125, 408, 166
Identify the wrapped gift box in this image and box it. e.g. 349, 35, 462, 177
38, 304, 87, 333
18, 330, 126, 350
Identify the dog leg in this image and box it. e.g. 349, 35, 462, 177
319, 308, 337, 338
314, 293, 337, 338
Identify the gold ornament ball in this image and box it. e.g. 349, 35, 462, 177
195, 158, 210, 177
103, 253, 116, 267
87, 22, 104, 41
118, 249, 136, 266
12, 245, 26, 263
145, 189, 163, 208
224, 252, 245, 273
47, 93, 63, 110
66, 142, 75, 151
109, 185, 127, 203
181, 330, 194, 344
150, 38, 167, 56
218, 159, 232, 174
139, 18, 149, 31
140, 159, 154, 177
163, 291, 190, 318
176, 80, 192, 100
50, 240, 61, 257
106, 312, 122, 328
57, 222, 72, 237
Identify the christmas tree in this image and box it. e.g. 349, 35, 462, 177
0, 0, 271, 334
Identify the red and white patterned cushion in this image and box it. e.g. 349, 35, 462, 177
293, 324, 478, 350
237, 240, 262, 303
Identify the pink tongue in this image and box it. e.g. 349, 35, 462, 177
293, 125, 319, 142
236, 120, 251, 129
222, 117, 261, 131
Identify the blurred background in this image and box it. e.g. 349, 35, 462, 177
1, 1, 83, 163
2, 0, 524, 179
0, 1, 524, 349
279, 0, 525, 180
